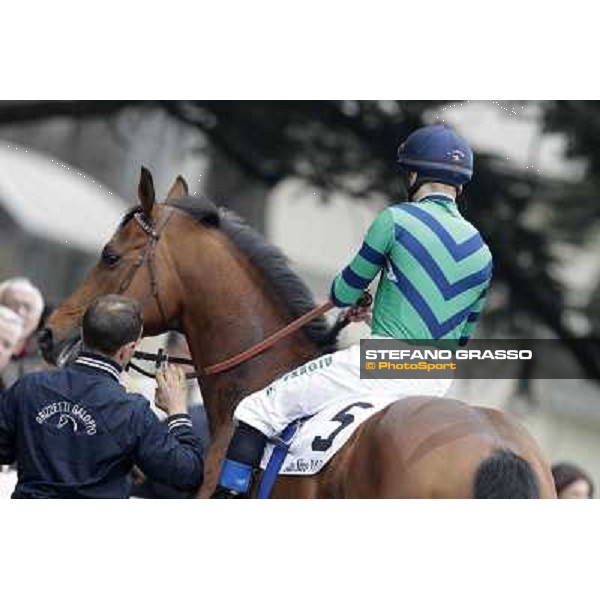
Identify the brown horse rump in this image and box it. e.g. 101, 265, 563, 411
260, 395, 401, 475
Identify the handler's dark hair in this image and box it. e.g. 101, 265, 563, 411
82, 295, 143, 355
551, 462, 594, 498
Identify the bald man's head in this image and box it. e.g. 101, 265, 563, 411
82, 295, 143, 356
0, 306, 24, 371
0, 278, 44, 339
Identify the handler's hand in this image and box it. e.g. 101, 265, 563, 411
155, 364, 188, 416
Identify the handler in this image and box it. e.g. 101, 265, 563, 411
0, 294, 204, 499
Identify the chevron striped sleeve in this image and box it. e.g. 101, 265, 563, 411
330, 208, 394, 307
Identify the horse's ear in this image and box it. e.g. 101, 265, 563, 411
166, 175, 189, 201
138, 166, 156, 215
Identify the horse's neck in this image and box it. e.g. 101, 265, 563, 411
175, 231, 321, 432
187, 305, 319, 434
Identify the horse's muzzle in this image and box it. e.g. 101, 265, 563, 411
38, 327, 55, 363
38, 328, 82, 367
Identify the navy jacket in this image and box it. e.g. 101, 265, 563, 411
131, 404, 210, 499
0, 352, 204, 499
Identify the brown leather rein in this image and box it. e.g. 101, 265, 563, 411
123, 206, 337, 380
131, 300, 335, 379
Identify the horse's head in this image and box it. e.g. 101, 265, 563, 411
39, 167, 189, 366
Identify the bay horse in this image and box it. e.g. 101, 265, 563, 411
39, 168, 556, 498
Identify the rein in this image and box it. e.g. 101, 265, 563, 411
130, 300, 335, 380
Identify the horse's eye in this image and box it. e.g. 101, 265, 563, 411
101, 246, 121, 268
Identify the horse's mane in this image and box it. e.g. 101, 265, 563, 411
165, 196, 338, 352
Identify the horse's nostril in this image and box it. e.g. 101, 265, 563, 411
38, 328, 53, 350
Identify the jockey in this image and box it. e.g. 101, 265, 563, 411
213, 123, 493, 498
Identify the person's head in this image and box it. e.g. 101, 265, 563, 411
81, 294, 143, 366
0, 306, 24, 371
0, 277, 44, 340
396, 124, 473, 200
551, 462, 594, 499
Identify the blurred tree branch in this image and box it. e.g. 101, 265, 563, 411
0, 101, 146, 125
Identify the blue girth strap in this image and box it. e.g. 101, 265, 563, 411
257, 421, 301, 499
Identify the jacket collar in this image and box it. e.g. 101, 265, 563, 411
74, 351, 122, 382
414, 192, 456, 203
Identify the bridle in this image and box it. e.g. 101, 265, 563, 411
117, 209, 173, 329
121, 206, 352, 381
115, 207, 197, 378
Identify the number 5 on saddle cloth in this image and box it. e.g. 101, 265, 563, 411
256, 399, 390, 498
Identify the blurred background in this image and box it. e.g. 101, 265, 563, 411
0, 100, 598, 494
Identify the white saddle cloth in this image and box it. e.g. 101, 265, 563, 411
259, 395, 399, 475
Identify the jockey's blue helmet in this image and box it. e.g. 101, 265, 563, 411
397, 124, 473, 196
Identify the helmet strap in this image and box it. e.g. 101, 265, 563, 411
399, 170, 413, 199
